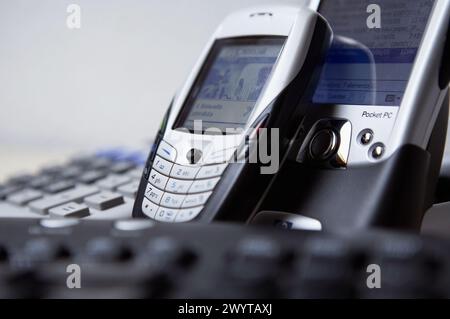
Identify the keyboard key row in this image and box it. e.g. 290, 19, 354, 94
47, 189, 131, 218
96, 174, 131, 191
29, 186, 100, 215
109, 161, 135, 174
44, 180, 76, 194
78, 170, 107, 184
0, 152, 145, 219
85, 192, 125, 211
49, 202, 90, 218
7, 189, 43, 206
141, 198, 202, 222
0, 185, 24, 200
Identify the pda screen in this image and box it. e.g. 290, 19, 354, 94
314, 0, 435, 106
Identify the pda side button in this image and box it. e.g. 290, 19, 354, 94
359, 129, 374, 146
370, 143, 385, 160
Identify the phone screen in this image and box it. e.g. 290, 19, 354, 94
175, 37, 285, 133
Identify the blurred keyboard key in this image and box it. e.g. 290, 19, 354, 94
109, 162, 135, 174
117, 181, 140, 198
69, 155, 96, 166
7, 189, 43, 206
44, 180, 76, 194
49, 202, 90, 218
6, 174, 33, 186
84, 192, 125, 211
78, 170, 107, 184
126, 168, 144, 179
96, 175, 130, 191
29, 175, 54, 189
0, 185, 22, 200
87, 158, 112, 170
29, 186, 99, 215
40, 166, 64, 176
60, 166, 84, 179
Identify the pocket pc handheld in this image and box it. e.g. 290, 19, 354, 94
253, 0, 450, 232
132, 6, 332, 222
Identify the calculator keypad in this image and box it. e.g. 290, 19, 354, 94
142, 140, 229, 223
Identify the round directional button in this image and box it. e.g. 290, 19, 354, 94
309, 129, 339, 161
186, 149, 203, 164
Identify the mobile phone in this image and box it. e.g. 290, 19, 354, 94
132, 6, 332, 222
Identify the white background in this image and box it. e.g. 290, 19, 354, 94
0, 0, 311, 179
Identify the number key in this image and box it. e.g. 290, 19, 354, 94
145, 183, 164, 204
170, 164, 200, 180
152, 156, 173, 176
165, 178, 193, 194
148, 169, 169, 189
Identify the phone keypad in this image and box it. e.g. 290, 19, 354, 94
145, 184, 164, 204
170, 164, 200, 180
156, 141, 177, 162
142, 141, 229, 223
166, 178, 193, 194
153, 156, 173, 176
155, 208, 177, 223
175, 207, 203, 223
182, 192, 212, 208
148, 170, 169, 189
196, 164, 227, 179
190, 178, 220, 194
141, 198, 159, 218
161, 193, 185, 209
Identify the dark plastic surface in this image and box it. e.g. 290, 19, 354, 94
439, 23, 450, 89
1, 219, 450, 298
256, 93, 449, 232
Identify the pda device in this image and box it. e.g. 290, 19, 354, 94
133, 6, 333, 222
253, 0, 450, 232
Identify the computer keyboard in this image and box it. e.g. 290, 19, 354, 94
0, 218, 449, 298
0, 148, 147, 220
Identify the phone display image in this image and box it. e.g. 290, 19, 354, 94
177, 38, 285, 132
